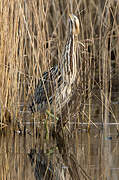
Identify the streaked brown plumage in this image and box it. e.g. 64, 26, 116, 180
30, 14, 79, 113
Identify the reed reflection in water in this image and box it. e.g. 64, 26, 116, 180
0, 123, 119, 180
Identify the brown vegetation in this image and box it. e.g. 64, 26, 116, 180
0, 0, 119, 130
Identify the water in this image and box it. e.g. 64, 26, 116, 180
0, 90, 119, 180
0, 122, 119, 180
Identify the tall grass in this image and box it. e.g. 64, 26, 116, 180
0, 0, 119, 129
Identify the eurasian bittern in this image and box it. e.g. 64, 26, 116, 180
30, 14, 80, 113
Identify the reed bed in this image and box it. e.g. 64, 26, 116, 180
0, 0, 119, 131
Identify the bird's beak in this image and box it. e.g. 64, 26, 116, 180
69, 14, 73, 21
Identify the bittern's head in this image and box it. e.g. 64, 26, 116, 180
69, 14, 80, 35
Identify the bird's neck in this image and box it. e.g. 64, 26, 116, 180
61, 33, 77, 83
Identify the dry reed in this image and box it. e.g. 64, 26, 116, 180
0, 0, 119, 131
